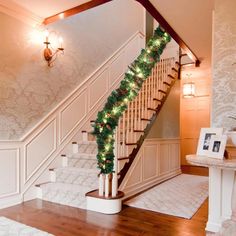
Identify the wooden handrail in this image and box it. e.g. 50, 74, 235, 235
135, 0, 200, 66
43, 0, 200, 66
43, 0, 112, 25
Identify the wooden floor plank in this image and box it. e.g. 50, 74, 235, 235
0, 167, 208, 235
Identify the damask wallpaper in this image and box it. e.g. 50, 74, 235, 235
0, 0, 144, 140
212, 0, 236, 129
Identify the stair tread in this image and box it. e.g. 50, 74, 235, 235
77, 141, 96, 145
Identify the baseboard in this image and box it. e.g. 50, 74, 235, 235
0, 194, 22, 210
122, 169, 181, 200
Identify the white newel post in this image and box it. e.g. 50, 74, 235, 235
98, 174, 105, 196
112, 129, 118, 197
104, 174, 110, 197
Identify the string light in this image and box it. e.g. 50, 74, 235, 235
93, 26, 171, 174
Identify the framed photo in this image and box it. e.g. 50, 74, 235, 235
197, 128, 223, 156
207, 135, 227, 159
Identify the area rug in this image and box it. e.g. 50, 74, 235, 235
0, 217, 53, 236
124, 174, 208, 219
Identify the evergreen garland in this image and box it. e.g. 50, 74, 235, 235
93, 26, 171, 174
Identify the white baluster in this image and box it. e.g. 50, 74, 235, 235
112, 129, 118, 197
130, 101, 134, 143
127, 103, 130, 144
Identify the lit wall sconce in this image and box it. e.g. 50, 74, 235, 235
183, 74, 195, 98
43, 30, 64, 67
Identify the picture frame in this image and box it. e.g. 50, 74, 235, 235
207, 135, 227, 159
196, 128, 224, 156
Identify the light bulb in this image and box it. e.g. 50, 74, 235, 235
59, 36, 63, 49
44, 30, 49, 42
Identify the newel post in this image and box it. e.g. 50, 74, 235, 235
98, 129, 118, 198
111, 129, 118, 197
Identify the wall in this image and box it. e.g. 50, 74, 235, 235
180, 65, 211, 165
212, 0, 236, 129
0, 32, 145, 209
147, 80, 180, 139
0, 0, 144, 140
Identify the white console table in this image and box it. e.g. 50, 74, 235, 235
186, 154, 236, 233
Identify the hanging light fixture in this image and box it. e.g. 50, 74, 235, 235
183, 73, 195, 98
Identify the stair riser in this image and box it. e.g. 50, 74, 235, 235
72, 142, 97, 155
40, 189, 87, 209
51, 170, 98, 188
68, 159, 97, 169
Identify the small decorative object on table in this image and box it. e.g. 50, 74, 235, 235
197, 128, 223, 156
207, 135, 227, 159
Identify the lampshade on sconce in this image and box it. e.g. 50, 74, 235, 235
183, 74, 195, 98
43, 29, 64, 67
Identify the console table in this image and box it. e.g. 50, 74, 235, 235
186, 154, 236, 233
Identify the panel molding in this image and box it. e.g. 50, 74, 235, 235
0, 148, 20, 198
120, 138, 181, 199
88, 68, 109, 111
59, 88, 87, 143
24, 119, 57, 184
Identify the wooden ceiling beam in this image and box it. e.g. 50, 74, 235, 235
43, 0, 112, 25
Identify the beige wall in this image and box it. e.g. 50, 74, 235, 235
212, 0, 236, 129
147, 80, 180, 139
180, 67, 211, 165
0, 0, 144, 140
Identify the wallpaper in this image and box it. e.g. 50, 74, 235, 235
212, 0, 236, 130
147, 80, 180, 139
0, 0, 144, 140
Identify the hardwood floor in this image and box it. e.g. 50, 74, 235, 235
0, 168, 209, 236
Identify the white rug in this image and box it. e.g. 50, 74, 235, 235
125, 174, 208, 219
0, 217, 53, 236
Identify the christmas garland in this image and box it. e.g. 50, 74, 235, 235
93, 26, 171, 174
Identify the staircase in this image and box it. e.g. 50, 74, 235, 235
36, 56, 179, 209
36, 132, 98, 209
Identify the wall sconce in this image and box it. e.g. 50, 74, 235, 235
183, 74, 195, 98
43, 30, 64, 67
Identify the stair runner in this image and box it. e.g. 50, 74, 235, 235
37, 140, 98, 209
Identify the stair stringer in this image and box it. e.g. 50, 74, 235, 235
119, 138, 181, 200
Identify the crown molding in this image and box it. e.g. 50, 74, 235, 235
0, 0, 43, 27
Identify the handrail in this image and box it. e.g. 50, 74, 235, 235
136, 0, 200, 67
43, 0, 200, 66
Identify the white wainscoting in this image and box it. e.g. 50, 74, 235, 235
0, 148, 20, 197
0, 31, 144, 209
119, 138, 181, 199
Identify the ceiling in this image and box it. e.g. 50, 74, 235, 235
11, 0, 90, 18
1, 0, 215, 70
150, 0, 215, 68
